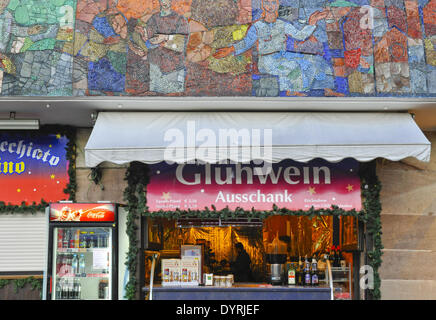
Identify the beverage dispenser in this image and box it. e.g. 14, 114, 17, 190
266, 234, 287, 285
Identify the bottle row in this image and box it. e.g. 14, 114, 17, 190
57, 229, 109, 249
287, 249, 348, 286
56, 253, 109, 276
55, 279, 82, 300
287, 255, 321, 287
329, 246, 347, 268
55, 279, 110, 300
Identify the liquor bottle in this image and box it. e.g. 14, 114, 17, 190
297, 256, 303, 286
304, 255, 310, 270
304, 263, 311, 286
311, 257, 319, 286
288, 263, 296, 285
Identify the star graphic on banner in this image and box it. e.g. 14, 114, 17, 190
161, 192, 171, 201
17, 188, 21, 193
307, 187, 316, 195
50, 174, 55, 179
346, 184, 354, 192
56, 134, 61, 139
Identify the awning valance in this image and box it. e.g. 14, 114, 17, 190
84, 111, 431, 167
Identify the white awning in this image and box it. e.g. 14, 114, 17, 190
85, 111, 431, 167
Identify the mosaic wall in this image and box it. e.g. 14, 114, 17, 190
0, 0, 76, 95
0, 0, 435, 97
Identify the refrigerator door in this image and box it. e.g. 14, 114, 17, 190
51, 226, 113, 300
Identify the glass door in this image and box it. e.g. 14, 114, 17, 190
52, 227, 112, 300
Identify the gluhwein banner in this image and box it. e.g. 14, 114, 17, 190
147, 159, 361, 212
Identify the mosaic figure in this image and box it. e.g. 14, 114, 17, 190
136, 0, 189, 95
213, 0, 338, 96
87, 8, 128, 93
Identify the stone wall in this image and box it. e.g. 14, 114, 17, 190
75, 128, 127, 203
378, 131, 436, 299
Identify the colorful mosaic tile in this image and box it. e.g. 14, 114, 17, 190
0, 0, 435, 97
0, 0, 75, 95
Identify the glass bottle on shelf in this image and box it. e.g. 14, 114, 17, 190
88, 232, 96, 248
304, 263, 311, 286
74, 230, 80, 248
55, 281, 61, 299
79, 231, 87, 249
69, 230, 75, 249
311, 257, 319, 286
72, 254, 78, 275
288, 263, 296, 285
62, 229, 69, 248
57, 229, 63, 248
76, 280, 82, 299
304, 255, 310, 270
297, 256, 303, 286
79, 253, 85, 275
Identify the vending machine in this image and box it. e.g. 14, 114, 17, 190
46, 202, 119, 300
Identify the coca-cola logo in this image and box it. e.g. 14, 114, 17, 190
86, 211, 107, 219
50, 204, 115, 222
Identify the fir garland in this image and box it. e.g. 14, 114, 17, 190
0, 277, 43, 297
0, 125, 77, 213
123, 162, 149, 300
359, 161, 383, 300
123, 161, 383, 300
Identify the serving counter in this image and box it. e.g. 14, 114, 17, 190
143, 283, 332, 300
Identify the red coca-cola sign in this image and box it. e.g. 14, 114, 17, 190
50, 203, 116, 222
